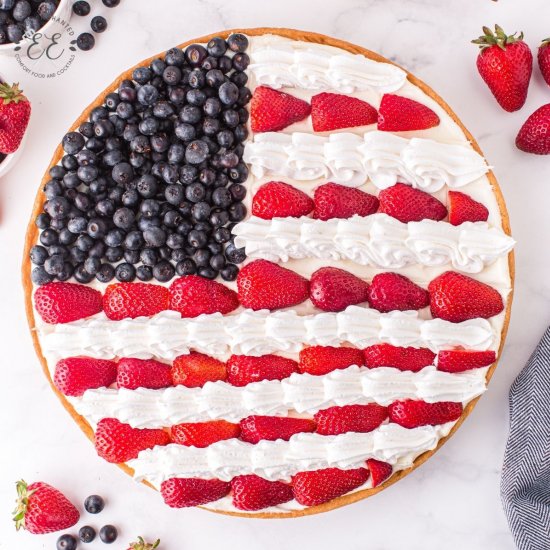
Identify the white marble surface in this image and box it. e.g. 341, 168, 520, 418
1, 0, 549, 548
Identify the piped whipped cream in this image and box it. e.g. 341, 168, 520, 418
243, 131, 489, 192
129, 422, 454, 484
39, 307, 498, 361
233, 214, 514, 273
248, 35, 407, 93
71, 365, 487, 429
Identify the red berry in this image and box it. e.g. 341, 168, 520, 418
309, 267, 369, 312
160, 477, 230, 508
366, 459, 393, 487
437, 350, 496, 373
299, 346, 365, 376
117, 358, 172, 390
252, 181, 314, 220
171, 352, 227, 388
313, 183, 379, 221
103, 283, 169, 321
171, 420, 240, 448
231, 475, 293, 511
0, 83, 31, 154
378, 94, 440, 131
367, 273, 429, 313
226, 354, 299, 387
378, 183, 447, 223
251, 86, 311, 132
240, 415, 316, 444
538, 39, 550, 87
516, 103, 550, 155
388, 399, 463, 428
363, 344, 435, 372
53, 357, 117, 397
314, 404, 388, 435
448, 191, 489, 225
311, 92, 377, 131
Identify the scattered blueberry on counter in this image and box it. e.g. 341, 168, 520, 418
99, 524, 118, 544
56, 534, 78, 550
78, 525, 96, 543
84, 494, 105, 514
31, 34, 250, 285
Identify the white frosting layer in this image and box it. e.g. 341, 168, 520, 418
128, 422, 454, 484
233, 214, 514, 273
71, 365, 486, 429
248, 35, 407, 93
39, 307, 498, 361
243, 132, 489, 192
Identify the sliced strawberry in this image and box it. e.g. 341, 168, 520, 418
231, 475, 294, 511
314, 404, 388, 435
239, 415, 316, 444
237, 259, 309, 311
299, 346, 365, 376
388, 400, 463, 428
310, 267, 369, 312
363, 344, 435, 372
378, 183, 447, 223
252, 181, 314, 220
53, 357, 117, 397
169, 276, 239, 318
367, 273, 430, 313
448, 191, 489, 225
313, 183, 379, 221
311, 92, 378, 131
103, 283, 169, 321
378, 94, 440, 131
160, 477, 230, 508
428, 271, 504, 322
171, 352, 227, 388
34, 282, 102, 324
116, 358, 172, 390
250, 86, 311, 133
366, 459, 393, 487
226, 354, 299, 387
292, 467, 370, 506
171, 420, 240, 448
437, 350, 496, 373
94, 418, 170, 463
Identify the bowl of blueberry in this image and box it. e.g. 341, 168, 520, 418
0, 0, 73, 56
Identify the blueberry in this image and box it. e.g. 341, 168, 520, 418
165, 46, 185, 66
79, 525, 96, 543
136, 265, 153, 281
185, 44, 207, 66
202, 117, 220, 136
12, 0, 31, 21
207, 36, 227, 57
104, 228, 124, 247
37, 1, 57, 20
231, 71, 248, 87
35, 213, 51, 230
174, 122, 195, 142
31, 266, 53, 285
232, 52, 250, 71
151, 133, 169, 153
193, 248, 211, 267
143, 226, 166, 247
62, 132, 85, 154
140, 199, 160, 218
189, 68, 205, 88
102, 0, 120, 6
44, 179, 63, 198
228, 202, 246, 222
139, 248, 157, 266
198, 266, 217, 279
57, 262, 74, 281
225, 242, 246, 264
44, 254, 64, 275
44, 197, 70, 220
115, 263, 136, 282
179, 165, 197, 184
186, 88, 206, 106
74, 264, 95, 283
179, 104, 201, 124
90, 14, 108, 33
221, 263, 239, 281
87, 218, 108, 239
103, 149, 123, 166
56, 533, 77, 550
99, 525, 118, 544
163, 210, 182, 228
211, 211, 230, 229
124, 230, 144, 250
105, 246, 123, 262
7, 24, 23, 43
77, 32, 95, 51
185, 140, 209, 164
177, 220, 193, 236
163, 184, 183, 206
161, 163, 178, 184
30, 245, 48, 265
167, 143, 185, 164
137, 84, 159, 106
136, 174, 158, 198
112, 162, 134, 185
168, 86, 186, 105
151, 58, 166, 75
72, 0, 90, 16
77, 148, 98, 166
84, 256, 101, 275
222, 109, 239, 128
113, 207, 135, 230
133, 66, 152, 85
162, 65, 181, 86
89, 240, 106, 258
70, 246, 87, 263
77, 164, 99, 183
166, 233, 184, 249
227, 33, 248, 53
188, 229, 207, 248
218, 55, 232, 74
153, 260, 175, 282
176, 258, 196, 276
59, 228, 77, 245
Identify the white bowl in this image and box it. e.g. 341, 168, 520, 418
0, 0, 73, 58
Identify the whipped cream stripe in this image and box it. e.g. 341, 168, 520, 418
71, 365, 487, 429
129, 422, 455, 484
248, 36, 407, 93
243, 131, 489, 193
39, 307, 498, 361
233, 213, 514, 274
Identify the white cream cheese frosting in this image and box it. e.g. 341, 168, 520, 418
232, 214, 515, 273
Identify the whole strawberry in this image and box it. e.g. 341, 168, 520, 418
13, 480, 79, 534
538, 38, 550, 87
0, 83, 31, 153
516, 103, 550, 154
472, 25, 532, 112
127, 536, 160, 550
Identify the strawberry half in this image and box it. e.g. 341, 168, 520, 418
437, 350, 496, 373
226, 354, 299, 387
237, 259, 310, 311
389, 399, 463, 428
231, 475, 293, 511
103, 283, 169, 321
252, 181, 314, 220
160, 477, 230, 508
13, 480, 79, 534
94, 418, 170, 463
472, 25, 532, 112
309, 267, 369, 312
117, 358, 172, 390
53, 357, 117, 397
171, 420, 240, 448
169, 276, 239, 317
367, 273, 430, 313
0, 83, 31, 154
378, 94, 440, 131
311, 92, 378, 131
314, 404, 388, 435
363, 344, 435, 372
239, 415, 316, 444
293, 467, 370, 507
34, 282, 102, 324
448, 190, 489, 225
299, 346, 365, 376
428, 271, 504, 322
250, 86, 311, 132
366, 459, 393, 488
313, 183, 379, 221
538, 38, 550, 87
171, 352, 227, 388
378, 183, 447, 223
516, 103, 550, 155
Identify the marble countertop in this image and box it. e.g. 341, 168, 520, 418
1, 0, 549, 548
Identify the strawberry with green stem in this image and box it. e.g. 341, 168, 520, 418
0, 83, 31, 154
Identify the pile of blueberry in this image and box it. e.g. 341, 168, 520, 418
0, 0, 59, 44
72, 0, 120, 52
30, 33, 250, 286
57, 494, 118, 549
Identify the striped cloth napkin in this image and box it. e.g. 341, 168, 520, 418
501, 327, 550, 550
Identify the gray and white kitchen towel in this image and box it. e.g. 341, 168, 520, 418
502, 327, 550, 550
